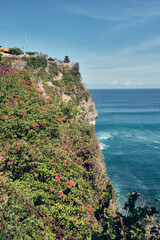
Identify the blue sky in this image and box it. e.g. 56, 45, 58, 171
1, 0, 160, 89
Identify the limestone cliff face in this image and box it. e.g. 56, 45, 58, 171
80, 96, 98, 125
8, 57, 98, 125
0, 55, 118, 239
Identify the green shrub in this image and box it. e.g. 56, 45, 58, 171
8, 48, 24, 55
48, 62, 58, 77
25, 51, 38, 56
22, 56, 47, 69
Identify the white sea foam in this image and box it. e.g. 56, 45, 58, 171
99, 142, 109, 150
98, 133, 113, 140
154, 146, 160, 149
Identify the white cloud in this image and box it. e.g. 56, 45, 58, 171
108, 80, 118, 85
62, 1, 160, 23
124, 80, 131, 86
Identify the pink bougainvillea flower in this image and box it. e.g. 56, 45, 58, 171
3, 108, 6, 110
82, 179, 86, 184
55, 173, 61, 181
11, 116, 15, 119
70, 173, 73, 176
36, 85, 40, 88
150, 206, 158, 213
36, 174, 39, 177
63, 159, 67, 164
59, 192, 64, 198
62, 118, 66, 122
50, 159, 54, 163
15, 146, 20, 150
84, 167, 87, 172
3, 156, 7, 159
134, 192, 141, 197
74, 217, 77, 221
14, 98, 18, 101
68, 198, 71, 202
88, 205, 92, 212
44, 124, 46, 127
7, 161, 14, 165
20, 109, 25, 113
17, 116, 20, 119
8, 101, 13, 104
67, 180, 74, 187
39, 91, 44, 94
65, 146, 70, 152
34, 122, 39, 127
14, 142, 19, 145
1, 117, 6, 120
79, 206, 82, 210
94, 219, 97, 223
56, 116, 61, 122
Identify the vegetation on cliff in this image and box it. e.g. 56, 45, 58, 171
0, 55, 159, 239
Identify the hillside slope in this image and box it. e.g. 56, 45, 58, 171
0, 56, 159, 240
0, 59, 117, 239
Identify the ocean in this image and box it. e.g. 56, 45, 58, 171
90, 89, 160, 209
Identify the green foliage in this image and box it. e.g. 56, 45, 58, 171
0, 53, 2, 61
22, 55, 47, 69
8, 48, 24, 55
48, 62, 58, 77
0, 65, 102, 239
0, 63, 159, 240
25, 52, 38, 56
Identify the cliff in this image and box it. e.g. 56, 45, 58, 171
0, 56, 118, 239
0, 55, 158, 240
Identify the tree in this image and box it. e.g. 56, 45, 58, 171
25, 52, 38, 56
8, 48, 24, 55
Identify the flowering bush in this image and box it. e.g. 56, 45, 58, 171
1, 62, 159, 239
0, 63, 101, 239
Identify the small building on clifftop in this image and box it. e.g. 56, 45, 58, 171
63, 56, 70, 64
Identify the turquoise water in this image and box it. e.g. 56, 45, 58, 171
90, 89, 160, 208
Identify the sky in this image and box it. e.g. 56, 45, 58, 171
0, 0, 160, 89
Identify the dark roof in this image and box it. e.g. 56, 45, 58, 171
48, 57, 55, 61
63, 56, 70, 63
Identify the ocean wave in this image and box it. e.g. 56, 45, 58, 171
99, 142, 109, 150
98, 133, 113, 140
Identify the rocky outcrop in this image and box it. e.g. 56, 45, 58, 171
80, 96, 98, 125
10, 59, 27, 71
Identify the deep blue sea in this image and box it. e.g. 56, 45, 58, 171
90, 89, 160, 209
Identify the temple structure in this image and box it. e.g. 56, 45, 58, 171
63, 56, 70, 64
